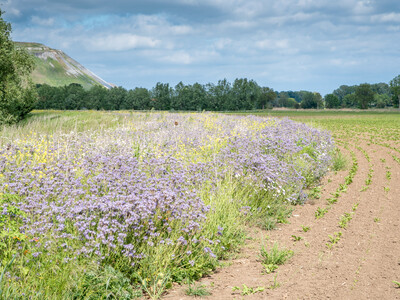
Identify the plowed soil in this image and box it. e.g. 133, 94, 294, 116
164, 114, 400, 300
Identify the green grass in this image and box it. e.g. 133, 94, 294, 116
260, 243, 293, 274
185, 283, 211, 297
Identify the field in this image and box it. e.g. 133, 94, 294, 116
167, 110, 400, 299
1, 110, 400, 299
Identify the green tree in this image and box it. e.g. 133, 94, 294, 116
342, 94, 357, 108
355, 83, 374, 109
325, 94, 341, 108
0, 9, 37, 124
389, 75, 400, 108
333, 85, 357, 101
257, 87, 276, 109
300, 92, 322, 109
151, 83, 172, 110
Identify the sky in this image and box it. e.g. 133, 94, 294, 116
1, 0, 400, 95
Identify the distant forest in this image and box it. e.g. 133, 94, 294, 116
35, 76, 400, 111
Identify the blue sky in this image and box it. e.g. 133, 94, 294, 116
1, 0, 400, 95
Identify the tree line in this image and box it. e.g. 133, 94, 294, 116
35, 79, 278, 111
35, 77, 400, 112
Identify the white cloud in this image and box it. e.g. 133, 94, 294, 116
31, 16, 55, 26
371, 13, 400, 23
162, 51, 193, 64
88, 33, 160, 51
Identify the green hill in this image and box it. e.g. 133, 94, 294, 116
15, 42, 115, 89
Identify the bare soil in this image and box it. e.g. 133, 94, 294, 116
164, 138, 400, 299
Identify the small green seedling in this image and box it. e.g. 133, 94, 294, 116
232, 284, 265, 296
301, 225, 310, 232
393, 281, 400, 288
326, 231, 342, 248
374, 217, 380, 223
339, 212, 353, 229
315, 207, 329, 219
386, 171, 391, 180
308, 186, 321, 199
352, 203, 359, 211
291, 235, 303, 242
269, 275, 280, 289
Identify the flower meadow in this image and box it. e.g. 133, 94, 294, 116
0, 112, 334, 299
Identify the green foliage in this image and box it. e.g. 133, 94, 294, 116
326, 231, 342, 248
325, 93, 341, 108
185, 282, 211, 297
300, 92, 324, 109
389, 74, 400, 108
291, 235, 303, 242
308, 186, 321, 199
0, 194, 27, 260
331, 149, 347, 171
260, 243, 293, 274
232, 284, 265, 295
301, 225, 310, 232
70, 265, 142, 300
355, 83, 375, 109
315, 207, 329, 219
0, 10, 37, 124
339, 212, 353, 229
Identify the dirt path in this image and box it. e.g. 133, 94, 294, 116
164, 131, 400, 299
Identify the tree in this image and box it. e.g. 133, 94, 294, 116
355, 83, 374, 109
389, 74, 400, 108
151, 83, 172, 110
300, 92, 321, 109
257, 87, 276, 109
0, 9, 37, 124
333, 85, 357, 101
325, 94, 341, 108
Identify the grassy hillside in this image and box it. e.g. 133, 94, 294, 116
15, 42, 114, 90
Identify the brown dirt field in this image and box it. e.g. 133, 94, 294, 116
164, 120, 400, 299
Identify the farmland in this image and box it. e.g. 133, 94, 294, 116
166, 110, 400, 299
1, 110, 400, 299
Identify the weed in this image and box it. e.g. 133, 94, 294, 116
301, 225, 310, 232
374, 217, 380, 223
384, 187, 390, 193
232, 284, 265, 295
0, 255, 16, 297
185, 283, 211, 297
393, 281, 400, 288
332, 149, 347, 171
386, 171, 392, 180
352, 203, 359, 211
269, 274, 280, 289
260, 243, 293, 274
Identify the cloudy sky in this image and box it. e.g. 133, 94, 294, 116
1, 0, 400, 94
